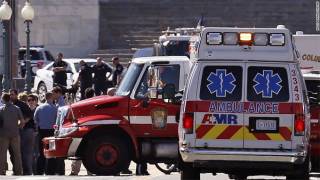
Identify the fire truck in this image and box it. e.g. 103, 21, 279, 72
43, 56, 192, 175
294, 31, 320, 172
133, 27, 202, 58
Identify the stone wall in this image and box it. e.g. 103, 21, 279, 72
16, 0, 99, 58
100, 0, 317, 49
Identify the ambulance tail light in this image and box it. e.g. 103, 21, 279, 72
269, 33, 285, 46
239, 32, 253, 46
183, 113, 194, 134
294, 114, 305, 136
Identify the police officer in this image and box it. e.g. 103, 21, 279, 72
92, 57, 112, 95
75, 60, 93, 100
52, 53, 68, 87
112, 57, 124, 87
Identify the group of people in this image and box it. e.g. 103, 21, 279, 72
53, 53, 124, 100
0, 52, 126, 176
0, 88, 66, 175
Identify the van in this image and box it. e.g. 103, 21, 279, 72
179, 26, 311, 180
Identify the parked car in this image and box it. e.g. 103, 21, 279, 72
32, 58, 113, 102
19, 46, 55, 77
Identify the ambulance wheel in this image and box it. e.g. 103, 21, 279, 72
180, 162, 200, 180
82, 136, 130, 175
286, 155, 311, 180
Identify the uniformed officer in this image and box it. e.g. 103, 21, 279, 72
112, 57, 124, 87
75, 60, 93, 100
52, 53, 68, 88
92, 57, 112, 96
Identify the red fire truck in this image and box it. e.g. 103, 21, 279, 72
43, 56, 192, 175
294, 32, 320, 172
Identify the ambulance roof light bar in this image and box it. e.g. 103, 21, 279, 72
206, 32, 285, 46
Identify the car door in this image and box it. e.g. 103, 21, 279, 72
194, 62, 244, 148
129, 63, 182, 137
243, 63, 293, 149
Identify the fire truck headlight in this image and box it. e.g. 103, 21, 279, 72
206, 32, 222, 45
269, 33, 285, 46
223, 32, 238, 45
254, 33, 268, 46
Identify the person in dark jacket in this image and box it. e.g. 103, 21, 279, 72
75, 60, 93, 100
9, 89, 33, 175
53, 53, 68, 87
92, 57, 112, 95
112, 57, 124, 87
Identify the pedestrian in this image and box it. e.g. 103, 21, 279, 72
92, 57, 112, 95
52, 87, 66, 175
18, 92, 28, 103
9, 89, 33, 175
69, 87, 94, 176
52, 86, 65, 107
112, 56, 124, 87
74, 60, 93, 100
85, 87, 95, 99
34, 92, 57, 175
0, 93, 24, 175
26, 94, 39, 175
52, 52, 68, 88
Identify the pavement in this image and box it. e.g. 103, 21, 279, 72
2, 156, 320, 179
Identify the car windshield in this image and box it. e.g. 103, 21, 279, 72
115, 63, 144, 96
74, 62, 97, 72
19, 50, 44, 60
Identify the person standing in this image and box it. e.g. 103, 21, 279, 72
74, 60, 93, 100
52, 86, 66, 175
9, 89, 33, 175
112, 57, 124, 87
26, 94, 39, 175
0, 93, 24, 175
92, 57, 112, 95
52, 53, 68, 87
34, 92, 57, 175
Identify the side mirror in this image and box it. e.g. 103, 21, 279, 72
147, 66, 160, 88
162, 83, 176, 99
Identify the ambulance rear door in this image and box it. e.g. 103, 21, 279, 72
194, 62, 245, 148
243, 63, 294, 149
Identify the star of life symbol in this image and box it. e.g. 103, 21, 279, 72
207, 69, 236, 97
253, 70, 282, 98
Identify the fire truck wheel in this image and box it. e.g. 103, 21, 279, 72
180, 163, 200, 180
286, 155, 310, 180
82, 136, 130, 175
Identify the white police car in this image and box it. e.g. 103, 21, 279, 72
179, 26, 311, 180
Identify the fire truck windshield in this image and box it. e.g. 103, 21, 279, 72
115, 63, 144, 96
163, 40, 190, 56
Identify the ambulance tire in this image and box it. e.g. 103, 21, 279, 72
180, 163, 200, 180
82, 136, 130, 176
286, 155, 311, 180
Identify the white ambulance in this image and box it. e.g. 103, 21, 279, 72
179, 26, 311, 180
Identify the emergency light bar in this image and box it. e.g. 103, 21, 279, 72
206, 32, 285, 46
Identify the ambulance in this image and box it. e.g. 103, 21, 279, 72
179, 26, 311, 180
294, 32, 320, 172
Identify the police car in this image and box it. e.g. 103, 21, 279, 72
178, 26, 311, 180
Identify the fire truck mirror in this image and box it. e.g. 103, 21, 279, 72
148, 87, 158, 99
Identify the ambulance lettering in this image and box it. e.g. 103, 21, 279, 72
202, 113, 238, 125
208, 101, 279, 114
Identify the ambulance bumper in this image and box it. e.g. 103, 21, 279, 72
43, 137, 82, 158
180, 147, 306, 164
